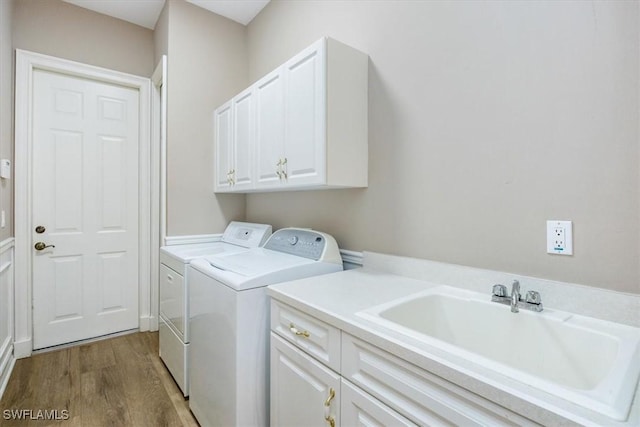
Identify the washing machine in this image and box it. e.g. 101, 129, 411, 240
188, 228, 343, 427
158, 221, 272, 396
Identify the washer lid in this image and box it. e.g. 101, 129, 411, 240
204, 248, 313, 277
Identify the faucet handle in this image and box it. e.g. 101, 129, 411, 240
525, 290, 542, 305
492, 284, 507, 297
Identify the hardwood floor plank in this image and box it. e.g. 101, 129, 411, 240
0, 332, 198, 427
111, 333, 184, 427
27, 349, 72, 427
81, 367, 133, 426
79, 338, 116, 374
151, 353, 199, 427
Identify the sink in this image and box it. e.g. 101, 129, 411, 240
357, 285, 640, 421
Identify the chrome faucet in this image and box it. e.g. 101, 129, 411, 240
510, 280, 520, 313
491, 279, 543, 313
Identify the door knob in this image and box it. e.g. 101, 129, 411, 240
34, 242, 55, 251
35, 225, 46, 234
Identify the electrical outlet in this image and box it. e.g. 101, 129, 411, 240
547, 220, 573, 255
0, 210, 4, 228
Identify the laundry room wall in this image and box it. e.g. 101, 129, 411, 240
161, 0, 247, 237
0, 0, 15, 396
245, 0, 640, 293
13, 0, 154, 77
0, 0, 14, 243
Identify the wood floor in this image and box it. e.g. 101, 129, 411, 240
0, 332, 199, 427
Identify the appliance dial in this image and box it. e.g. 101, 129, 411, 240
288, 236, 299, 245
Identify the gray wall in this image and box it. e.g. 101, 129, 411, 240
164, 0, 246, 236
0, 0, 14, 242
13, 0, 154, 77
245, 0, 640, 293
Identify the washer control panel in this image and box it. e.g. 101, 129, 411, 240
222, 222, 272, 248
265, 229, 327, 260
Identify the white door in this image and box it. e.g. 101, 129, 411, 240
283, 39, 326, 186
214, 100, 233, 192
255, 68, 285, 189
270, 333, 340, 427
31, 69, 140, 350
231, 88, 254, 191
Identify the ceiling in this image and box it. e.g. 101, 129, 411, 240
61, 0, 271, 29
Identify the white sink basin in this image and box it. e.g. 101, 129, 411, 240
357, 285, 640, 421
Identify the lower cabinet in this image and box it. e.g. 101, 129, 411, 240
271, 333, 340, 427
270, 301, 539, 427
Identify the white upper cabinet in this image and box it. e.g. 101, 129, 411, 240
214, 37, 368, 193
215, 87, 255, 192
214, 101, 233, 191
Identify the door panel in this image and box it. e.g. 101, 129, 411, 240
283, 40, 326, 186
32, 69, 139, 349
255, 69, 285, 188
214, 102, 233, 191
232, 89, 254, 190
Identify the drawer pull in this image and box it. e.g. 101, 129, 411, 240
324, 387, 335, 407
289, 323, 310, 338
324, 415, 335, 427
324, 387, 336, 427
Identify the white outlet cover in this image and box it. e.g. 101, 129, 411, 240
547, 220, 573, 255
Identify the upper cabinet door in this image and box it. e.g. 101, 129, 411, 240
282, 39, 327, 187
214, 101, 233, 192
255, 68, 285, 189
232, 88, 254, 191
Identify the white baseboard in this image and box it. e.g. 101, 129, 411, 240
13, 339, 32, 359
139, 315, 157, 332
340, 249, 363, 268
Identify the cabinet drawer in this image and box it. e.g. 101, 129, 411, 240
342, 334, 539, 427
271, 300, 341, 372
341, 378, 418, 427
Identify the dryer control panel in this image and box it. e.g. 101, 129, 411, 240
265, 229, 331, 261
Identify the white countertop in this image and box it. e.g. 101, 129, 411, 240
267, 266, 640, 427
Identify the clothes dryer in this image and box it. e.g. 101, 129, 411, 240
188, 228, 343, 427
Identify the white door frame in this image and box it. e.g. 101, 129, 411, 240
151, 55, 167, 331
14, 50, 156, 358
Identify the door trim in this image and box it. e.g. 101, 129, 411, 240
151, 55, 167, 331
14, 50, 154, 358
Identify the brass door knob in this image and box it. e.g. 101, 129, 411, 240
34, 242, 55, 251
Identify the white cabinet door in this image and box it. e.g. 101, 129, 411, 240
256, 68, 285, 189
283, 38, 327, 186
231, 88, 254, 191
341, 379, 418, 427
214, 101, 233, 192
271, 333, 340, 427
